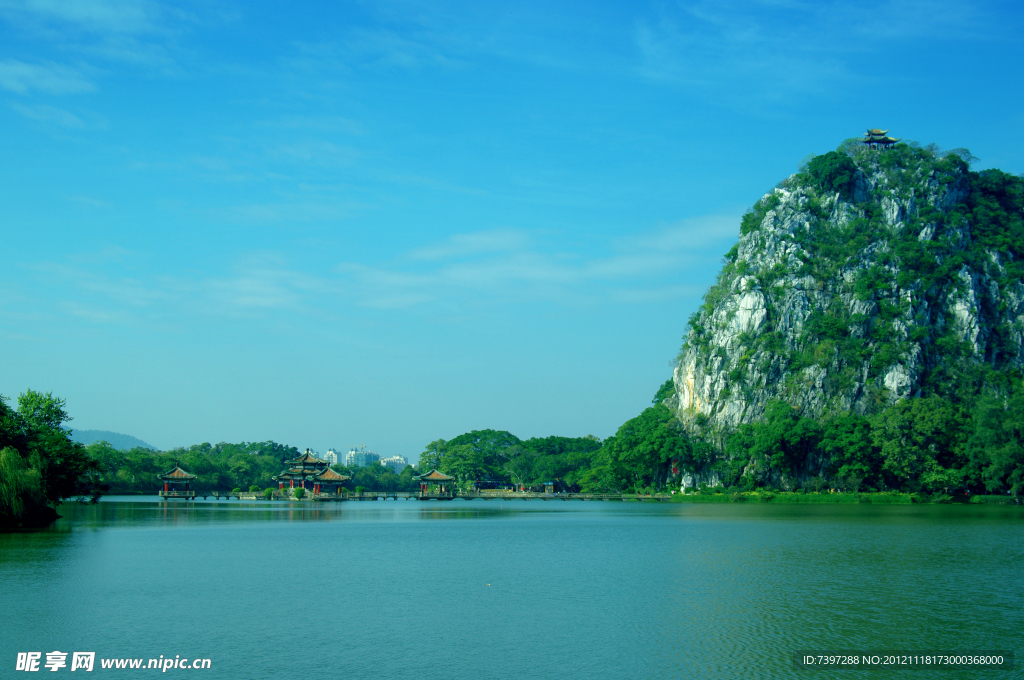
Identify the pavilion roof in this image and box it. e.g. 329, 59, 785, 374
286, 450, 327, 465
416, 469, 455, 481
862, 128, 900, 144
315, 467, 350, 481
159, 465, 197, 480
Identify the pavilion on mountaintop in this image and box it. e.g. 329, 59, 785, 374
861, 128, 901, 149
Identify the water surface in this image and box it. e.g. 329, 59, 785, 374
2, 497, 1021, 679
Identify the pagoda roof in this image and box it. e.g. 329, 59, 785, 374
862, 128, 900, 144
315, 467, 350, 481
286, 450, 327, 465
159, 465, 197, 480
416, 469, 455, 481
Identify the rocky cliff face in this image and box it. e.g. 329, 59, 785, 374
671, 144, 1024, 435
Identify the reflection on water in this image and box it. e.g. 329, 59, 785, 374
2, 497, 1022, 680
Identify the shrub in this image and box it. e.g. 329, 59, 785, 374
293, 488, 305, 499
263, 488, 274, 500
807, 151, 858, 198
249, 485, 260, 492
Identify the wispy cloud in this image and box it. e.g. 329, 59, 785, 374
0, 0, 198, 72
0, 59, 93, 93
65, 195, 113, 208
10, 100, 86, 126
408, 229, 531, 261
291, 28, 462, 72
0, 0, 162, 34
633, 0, 996, 102
337, 213, 740, 310
20, 214, 740, 323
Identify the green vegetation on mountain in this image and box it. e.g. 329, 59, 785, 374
667, 141, 1024, 499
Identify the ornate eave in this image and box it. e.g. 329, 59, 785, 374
159, 465, 197, 481
315, 468, 350, 481
415, 469, 455, 482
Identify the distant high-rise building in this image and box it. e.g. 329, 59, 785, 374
380, 456, 408, 475
324, 449, 340, 465
345, 446, 379, 468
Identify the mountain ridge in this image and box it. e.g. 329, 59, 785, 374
70, 429, 157, 451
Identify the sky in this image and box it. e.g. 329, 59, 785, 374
1, 0, 1022, 459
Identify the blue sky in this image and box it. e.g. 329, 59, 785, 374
1, 0, 1022, 458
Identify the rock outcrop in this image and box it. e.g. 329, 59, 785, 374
671, 144, 1024, 436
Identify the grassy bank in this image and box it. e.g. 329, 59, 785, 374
669, 492, 1021, 505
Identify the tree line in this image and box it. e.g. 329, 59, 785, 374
4, 377, 1021, 529
419, 380, 1024, 499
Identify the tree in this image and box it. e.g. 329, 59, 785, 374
600, 405, 690, 491
419, 439, 446, 471
652, 378, 675, 404
870, 397, 966, 491
728, 401, 822, 485
966, 388, 1024, 496
822, 412, 881, 487
0, 391, 106, 528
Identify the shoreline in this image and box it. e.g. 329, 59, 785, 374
668, 491, 1021, 505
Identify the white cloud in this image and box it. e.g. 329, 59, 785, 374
22, 214, 740, 322
0, 0, 161, 34
409, 229, 531, 260
336, 214, 740, 309
632, 0, 996, 103
10, 101, 86, 126
65, 195, 113, 208
634, 214, 740, 251
0, 59, 93, 94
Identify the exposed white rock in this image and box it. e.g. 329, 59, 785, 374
671, 149, 1024, 436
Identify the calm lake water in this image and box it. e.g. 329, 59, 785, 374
2, 497, 1022, 679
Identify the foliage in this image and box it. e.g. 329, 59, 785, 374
965, 387, 1024, 496
652, 378, 675, 404
806, 151, 858, 198
0, 390, 106, 528
419, 429, 602, 489
591, 405, 696, 492
869, 396, 966, 491
293, 487, 305, 499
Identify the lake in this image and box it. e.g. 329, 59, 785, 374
2, 497, 1022, 679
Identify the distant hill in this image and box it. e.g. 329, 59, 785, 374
71, 429, 157, 451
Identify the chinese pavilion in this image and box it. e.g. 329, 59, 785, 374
861, 128, 901, 149
159, 465, 196, 500
273, 450, 350, 495
414, 469, 456, 498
